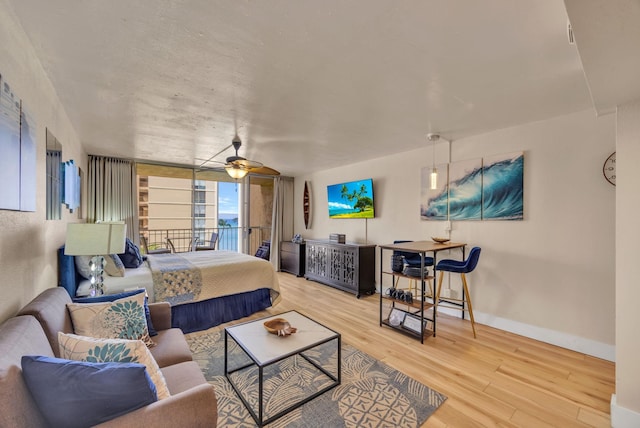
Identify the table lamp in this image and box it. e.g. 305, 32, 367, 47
64, 222, 127, 296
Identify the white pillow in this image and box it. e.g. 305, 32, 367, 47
58, 332, 170, 400
104, 254, 125, 277
76, 255, 125, 278
74, 255, 93, 279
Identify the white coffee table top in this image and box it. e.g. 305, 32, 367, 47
225, 311, 339, 365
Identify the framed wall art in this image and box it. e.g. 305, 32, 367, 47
448, 158, 483, 221
0, 72, 36, 212
482, 151, 524, 220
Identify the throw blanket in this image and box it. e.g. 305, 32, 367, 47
147, 250, 281, 306
149, 253, 203, 305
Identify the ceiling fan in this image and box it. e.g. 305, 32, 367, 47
199, 135, 280, 178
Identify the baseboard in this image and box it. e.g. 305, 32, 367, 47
611, 394, 640, 427
437, 307, 615, 362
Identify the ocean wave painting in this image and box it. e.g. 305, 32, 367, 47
448, 158, 483, 221
482, 152, 523, 220
420, 152, 524, 221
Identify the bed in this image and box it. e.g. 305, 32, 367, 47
58, 247, 281, 333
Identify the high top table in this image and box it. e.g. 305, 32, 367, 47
378, 241, 466, 342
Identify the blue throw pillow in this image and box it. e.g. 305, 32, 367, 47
72, 289, 157, 336
118, 238, 144, 268
21, 355, 157, 428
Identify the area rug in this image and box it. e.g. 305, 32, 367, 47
186, 328, 446, 427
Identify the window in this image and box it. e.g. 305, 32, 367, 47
136, 163, 241, 253
136, 163, 274, 254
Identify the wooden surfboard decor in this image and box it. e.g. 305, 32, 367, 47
303, 180, 312, 229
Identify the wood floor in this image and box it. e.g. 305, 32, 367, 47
214, 272, 615, 428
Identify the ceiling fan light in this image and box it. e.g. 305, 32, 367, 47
225, 165, 248, 179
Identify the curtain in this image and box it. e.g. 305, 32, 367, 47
87, 156, 139, 242
270, 176, 294, 270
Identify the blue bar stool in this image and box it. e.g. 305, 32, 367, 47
435, 247, 481, 338
393, 240, 434, 297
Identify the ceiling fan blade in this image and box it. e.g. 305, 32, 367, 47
198, 143, 233, 168
249, 166, 280, 176
233, 158, 263, 169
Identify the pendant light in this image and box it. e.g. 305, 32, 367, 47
427, 133, 440, 190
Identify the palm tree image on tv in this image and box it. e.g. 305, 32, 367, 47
327, 179, 375, 218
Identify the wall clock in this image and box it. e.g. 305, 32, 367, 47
602, 152, 616, 186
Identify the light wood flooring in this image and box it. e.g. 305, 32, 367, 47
212, 272, 615, 428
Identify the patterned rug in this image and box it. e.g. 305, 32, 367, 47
186, 328, 446, 428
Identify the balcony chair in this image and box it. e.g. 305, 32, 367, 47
139, 235, 171, 255
194, 232, 218, 251
255, 240, 270, 260
435, 246, 482, 338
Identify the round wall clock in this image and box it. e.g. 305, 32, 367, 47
602, 152, 616, 186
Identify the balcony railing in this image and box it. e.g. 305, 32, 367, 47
140, 226, 271, 255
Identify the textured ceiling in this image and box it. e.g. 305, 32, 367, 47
8, 0, 594, 176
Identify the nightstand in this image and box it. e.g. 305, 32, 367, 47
280, 241, 306, 277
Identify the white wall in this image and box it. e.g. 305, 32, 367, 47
0, 0, 85, 322
295, 109, 616, 360
612, 100, 640, 425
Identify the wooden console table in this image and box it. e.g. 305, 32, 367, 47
305, 240, 375, 298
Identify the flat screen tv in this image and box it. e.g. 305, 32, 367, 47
327, 178, 375, 219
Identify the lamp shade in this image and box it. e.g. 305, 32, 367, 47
64, 223, 127, 256
225, 165, 248, 179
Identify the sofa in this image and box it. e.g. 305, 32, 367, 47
0, 287, 218, 427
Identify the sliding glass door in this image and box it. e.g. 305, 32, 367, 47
243, 174, 276, 256
135, 162, 275, 255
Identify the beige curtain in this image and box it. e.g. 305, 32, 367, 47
87, 156, 139, 242
270, 176, 294, 270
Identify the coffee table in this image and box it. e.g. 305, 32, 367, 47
224, 310, 341, 427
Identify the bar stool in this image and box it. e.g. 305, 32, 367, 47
392, 240, 434, 298
435, 247, 481, 338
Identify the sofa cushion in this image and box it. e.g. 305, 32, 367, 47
0, 316, 52, 428
73, 289, 157, 337
149, 328, 194, 368
21, 355, 157, 428
58, 332, 170, 400
118, 238, 144, 268
104, 254, 125, 277
16, 287, 74, 358
66, 291, 155, 347
160, 361, 210, 395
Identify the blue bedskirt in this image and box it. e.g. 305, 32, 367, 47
171, 288, 273, 334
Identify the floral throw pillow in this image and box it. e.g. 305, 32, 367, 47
66, 292, 155, 347
58, 332, 170, 400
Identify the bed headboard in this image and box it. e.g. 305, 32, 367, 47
58, 246, 82, 298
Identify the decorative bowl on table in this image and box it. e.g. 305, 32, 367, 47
431, 237, 450, 244
264, 318, 297, 336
